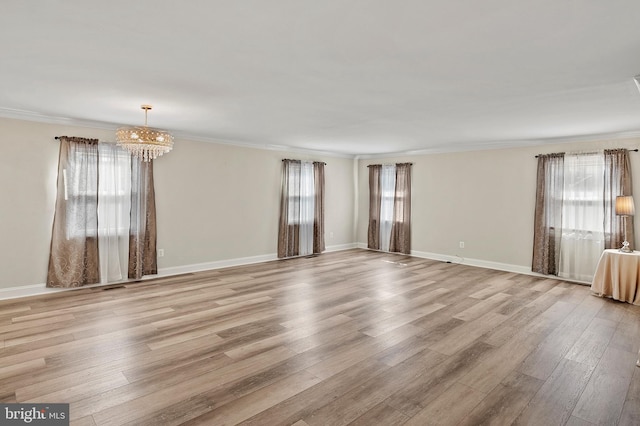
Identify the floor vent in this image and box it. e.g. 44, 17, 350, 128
98, 285, 126, 291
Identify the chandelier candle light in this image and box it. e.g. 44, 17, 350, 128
116, 105, 174, 162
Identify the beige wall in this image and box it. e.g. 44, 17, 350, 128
154, 135, 356, 268
357, 138, 640, 270
0, 117, 355, 290
3, 113, 639, 291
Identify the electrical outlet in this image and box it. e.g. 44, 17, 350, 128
158, 249, 165, 257
459, 241, 465, 249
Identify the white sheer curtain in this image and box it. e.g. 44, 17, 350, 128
298, 161, 315, 256
97, 143, 131, 283
379, 164, 396, 252
559, 151, 605, 281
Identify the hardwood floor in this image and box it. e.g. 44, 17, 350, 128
1, 249, 639, 425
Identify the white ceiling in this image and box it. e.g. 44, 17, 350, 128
2, 1, 640, 157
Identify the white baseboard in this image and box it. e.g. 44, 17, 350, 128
357, 242, 543, 276
358, 244, 591, 285
409, 249, 533, 275
156, 253, 278, 277
409, 249, 591, 285
0, 283, 61, 300
0, 243, 361, 301
156, 243, 358, 277
325, 243, 359, 252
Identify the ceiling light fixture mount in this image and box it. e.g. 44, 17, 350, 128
116, 104, 174, 162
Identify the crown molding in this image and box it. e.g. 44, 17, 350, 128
0, 107, 119, 130
3, 106, 640, 160
172, 132, 356, 159
355, 130, 640, 160
0, 107, 356, 159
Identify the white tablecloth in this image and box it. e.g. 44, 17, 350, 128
591, 249, 640, 305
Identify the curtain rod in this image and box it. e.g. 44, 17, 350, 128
367, 163, 414, 167
282, 158, 327, 165
54, 136, 99, 144
535, 149, 638, 158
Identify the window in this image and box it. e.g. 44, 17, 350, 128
278, 159, 325, 258
367, 163, 412, 254
286, 161, 315, 227
97, 143, 131, 238
64, 144, 131, 239
62, 143, 98, 240
286, 161, 315, 255
533, 149, 632, 282
561, 152, 604, 234
63, 143, 132, 282
48, 136, 158, 287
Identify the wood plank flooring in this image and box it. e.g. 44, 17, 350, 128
1, 249, 639, 425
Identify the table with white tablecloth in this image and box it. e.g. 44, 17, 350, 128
591, 249, 640, 367
591, 249, 640, 305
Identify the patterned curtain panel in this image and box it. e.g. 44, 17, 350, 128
604, 149, 634, 251
367, 165, 382, 250
389, 163, 412, 254
532, 153, 564, 275
47, 137, 100, 288
278, 160, 300, 258
128, 159, 158, 279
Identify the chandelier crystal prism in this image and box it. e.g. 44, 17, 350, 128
116, 105, 174, 162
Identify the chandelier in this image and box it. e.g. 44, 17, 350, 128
116, 105, 174, 162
